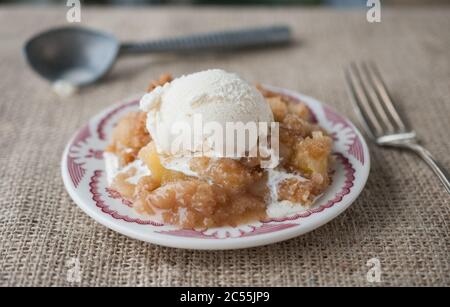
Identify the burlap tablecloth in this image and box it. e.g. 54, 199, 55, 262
0, 6, 449, 287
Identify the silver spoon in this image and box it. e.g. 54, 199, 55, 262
23, 25, 292, 87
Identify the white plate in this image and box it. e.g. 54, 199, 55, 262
61, 86, 370, 250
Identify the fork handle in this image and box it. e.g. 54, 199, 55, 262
406, 143, 450, 194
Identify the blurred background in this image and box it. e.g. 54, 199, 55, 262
1, 0, 448, 6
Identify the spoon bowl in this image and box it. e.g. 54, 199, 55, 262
24, 27, 119, 86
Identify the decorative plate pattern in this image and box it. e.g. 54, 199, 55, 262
61, 87, 370, 250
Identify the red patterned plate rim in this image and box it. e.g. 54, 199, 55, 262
61, 86, 370, 250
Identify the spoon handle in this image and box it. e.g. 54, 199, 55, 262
119, 25, 291, 54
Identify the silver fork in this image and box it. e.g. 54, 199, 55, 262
345, 61, 450, 194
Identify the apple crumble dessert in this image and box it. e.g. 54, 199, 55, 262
105, 70, 333, 228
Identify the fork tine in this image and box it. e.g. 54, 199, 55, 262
345, 63, 384, 139
359, 62, 396, 134
364, 62, 408, 132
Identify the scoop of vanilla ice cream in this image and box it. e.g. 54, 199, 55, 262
140, 69, 274, 158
